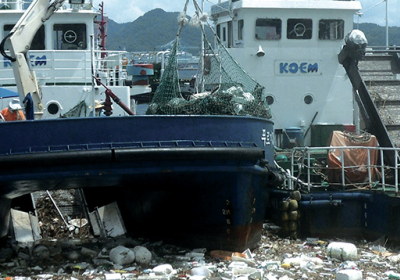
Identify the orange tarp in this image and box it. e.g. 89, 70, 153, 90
328, 131, 379, 184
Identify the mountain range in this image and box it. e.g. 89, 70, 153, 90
104, 8, 400, 54
105, 9, 212, 54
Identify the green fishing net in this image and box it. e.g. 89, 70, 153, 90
61, 101, 87, 118
146, 2, 271, 119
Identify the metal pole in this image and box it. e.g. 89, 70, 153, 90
200, 0, 205, 93
341, 148, 345, 188
385, 0, 389, 47
367, 148, 372, 185
380, 149, 385, 191
46, 190, 71, 230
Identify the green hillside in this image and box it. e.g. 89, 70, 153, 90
105, 8, 212, 54
103, 9, 400, 52
358, 23, 400, 46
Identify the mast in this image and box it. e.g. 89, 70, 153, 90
95, 2, 107, 58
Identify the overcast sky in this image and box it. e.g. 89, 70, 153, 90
91, 0, 399, 27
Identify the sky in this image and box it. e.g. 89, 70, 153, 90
91, 0, 400, 27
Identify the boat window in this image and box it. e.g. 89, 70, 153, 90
23, 0, 33, 9
4, 25, 45, 50
238, 20, 244, 40
319, 19, 344, 40
255, 18, 281, 40
287, 19, 312, 39
222, 26, 226, 42
53, 24, 87, 50
227, 21, 233, 47
304, 95, 313, 104
216, 24, 221, 40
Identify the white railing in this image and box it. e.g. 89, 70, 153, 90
0, 0, 93, 11
0, 50, 129, 87
277, 146, 400, 194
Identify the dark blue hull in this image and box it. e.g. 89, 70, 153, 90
0, 115, 275, 250
267, 189, 400, 243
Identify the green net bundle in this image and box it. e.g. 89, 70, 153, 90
146, 1, 271, 119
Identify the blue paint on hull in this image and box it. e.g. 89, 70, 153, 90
0, 115, 275, 250
267, 189, 400, 243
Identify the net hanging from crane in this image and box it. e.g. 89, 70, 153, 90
146, 0, 271, 119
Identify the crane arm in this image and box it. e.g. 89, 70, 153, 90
0, 0, 65, 118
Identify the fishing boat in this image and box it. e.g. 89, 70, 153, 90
0, 0, 277, 251
210, 0, 400, 242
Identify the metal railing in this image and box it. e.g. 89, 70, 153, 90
366, 46, 400, 54
278, 146, 400, 195
0, 50, 129, 87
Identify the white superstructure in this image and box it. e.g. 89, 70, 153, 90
0, 0, 151, 118
211, 0, 362, 145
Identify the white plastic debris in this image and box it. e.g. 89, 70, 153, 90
190, 92, 210, 100
185, 252, 205, 258
260, 260, 280, 270
133, 246, 152, 265
109, 246, 135, 266
339, 261, 357, 270
346, 29, 368, 45
388, 254, 400, 263
282, 255, 323, 267
188, 276, 207, 280
153, 264, 173, 275
105, 273, 122, 280
35, 274, 53, 279
69, 218, 88, 228
228, 261, 249, 270
232, 267, 257, 277
336, 269, 362, 280
192, 248, 207, 253
326, 242, 358, 261
190, 266, 211, 277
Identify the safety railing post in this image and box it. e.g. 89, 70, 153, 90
396, 150, 399, 194
367, 148, 372, 185
341, 148, 345, 189
307, 148, 311, 192
380, 149, 385, 191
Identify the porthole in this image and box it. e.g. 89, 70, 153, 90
266, 95, 275, 105
47, 102, 61, 115
304, 95, 313, 105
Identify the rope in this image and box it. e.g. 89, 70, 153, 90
343, 130, 372, 143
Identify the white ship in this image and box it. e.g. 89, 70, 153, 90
210, 0, 361, 147
0, 0, 152, 118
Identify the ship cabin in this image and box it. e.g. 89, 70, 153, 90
210, 0, 362, 147
0, 0, 134, 118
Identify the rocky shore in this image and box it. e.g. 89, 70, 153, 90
2, 223, 400, 280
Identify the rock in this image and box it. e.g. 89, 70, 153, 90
66, 250, 80, 261
33, 244, 50, 259
0, 248, 14, 261
109, 246, 135, 266
81, 247, 97, 258
133, 246, 152, 265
